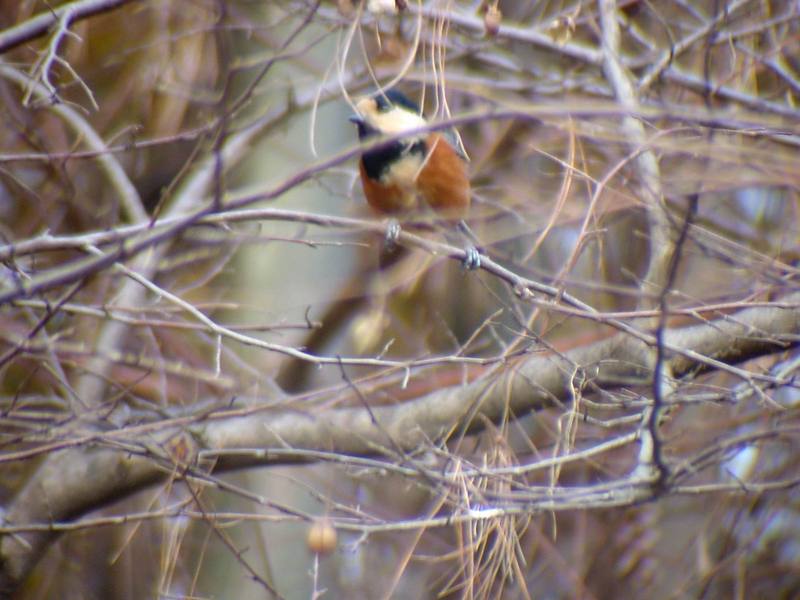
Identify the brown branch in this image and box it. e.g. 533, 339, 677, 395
0, 0, 144, 55
2, 101, 794, 305
1, 292, 798, 592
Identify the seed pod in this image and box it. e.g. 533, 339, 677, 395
306, 519, 337, 555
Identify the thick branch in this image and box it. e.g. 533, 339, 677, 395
1, 293, 798, 591
0, 0, 143, 54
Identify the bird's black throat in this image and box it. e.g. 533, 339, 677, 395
358, 129, 426, 181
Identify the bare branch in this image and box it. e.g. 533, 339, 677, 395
1, 293, 797, 589
0, 0, 144, 54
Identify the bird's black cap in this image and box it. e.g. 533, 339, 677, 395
373, 89, 420, 113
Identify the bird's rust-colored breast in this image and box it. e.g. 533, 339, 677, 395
416, 133, 470, 219
358, 132, 470, 218
359, 161, 415, 214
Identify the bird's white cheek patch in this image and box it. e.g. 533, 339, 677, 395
370, 108, 426, 134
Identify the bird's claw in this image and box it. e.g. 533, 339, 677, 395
383, 219, 402, 253
462, 245, 482, 271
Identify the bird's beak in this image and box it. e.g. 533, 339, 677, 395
348, 115, 363, 125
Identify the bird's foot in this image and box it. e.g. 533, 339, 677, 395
462, 245, 482, 271
383, 219, 402, 253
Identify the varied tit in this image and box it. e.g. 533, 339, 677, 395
349, 89, 479, 267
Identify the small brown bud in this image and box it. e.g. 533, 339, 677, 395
306, 519, 337, 555
337, 0, 355, 17
368, 0, 398, 14
484, 5, 502, 37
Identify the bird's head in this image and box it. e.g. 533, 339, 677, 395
349, 89, 426, 141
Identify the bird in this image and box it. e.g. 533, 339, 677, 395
349, 89, 480, 268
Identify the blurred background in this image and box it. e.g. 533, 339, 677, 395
1, 0, 799, 598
